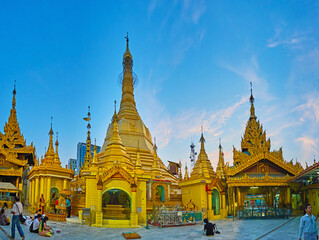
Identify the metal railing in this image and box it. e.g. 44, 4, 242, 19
237, 208, 292, 219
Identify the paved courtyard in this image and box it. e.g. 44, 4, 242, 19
0, 216, 316, 240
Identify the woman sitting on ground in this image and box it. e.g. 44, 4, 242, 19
0, 208, 10, 225
39, 216, 53, 237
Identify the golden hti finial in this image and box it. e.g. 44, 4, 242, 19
46, 116, 55, 158
12, 80, 16, 108
184, 165, 189, 180
178, 160, 183, 181
92, 138, 98, 164
112, 100, 118, 122
83, 106, 92, 169
249, 82, 256, 119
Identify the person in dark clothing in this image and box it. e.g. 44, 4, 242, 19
203, 218, 214, 236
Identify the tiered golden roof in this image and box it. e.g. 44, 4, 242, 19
190, 132, 215, 179
0, 84, 35, 169
216, 139, 226, 179
227, 84, 303, 177
100, 37, 179, 185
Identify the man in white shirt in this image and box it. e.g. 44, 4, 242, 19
10, 196, 25, 240
30, 214, 42, 233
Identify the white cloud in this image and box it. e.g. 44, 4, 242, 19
220, 56, 275, 102
149, 95, 247, 149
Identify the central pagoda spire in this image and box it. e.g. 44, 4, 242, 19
118, 33, 138, 119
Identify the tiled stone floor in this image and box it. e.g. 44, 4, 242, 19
0, 216, 317, 240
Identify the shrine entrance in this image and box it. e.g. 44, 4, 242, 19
212, 189, 220, 215
102, 189, 131, 220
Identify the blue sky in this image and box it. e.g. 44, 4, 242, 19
0, 0, 319, 170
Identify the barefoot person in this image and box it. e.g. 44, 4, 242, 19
11, 196, 25, 240
299, 204, 318, 240
39, 216, 53, 237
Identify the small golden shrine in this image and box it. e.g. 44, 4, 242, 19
72, 36, 181, 228
0, 83, 35, 203
180, 130, 227, 220
28, 120, 74, 212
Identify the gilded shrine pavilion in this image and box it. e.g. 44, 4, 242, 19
181, 86, 304, 220
71, 37, 181, 228
0, 84, 35, 206
28, 122, 74, 213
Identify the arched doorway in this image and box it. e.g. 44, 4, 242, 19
156, 185, 165, 202
212, 189, 220, 215
50, 187, 59, 206
102, 189, 131, 220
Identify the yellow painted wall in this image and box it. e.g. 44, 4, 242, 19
181, 183, 207, 211
307, 189, 319, 216
85, 178, 98, 209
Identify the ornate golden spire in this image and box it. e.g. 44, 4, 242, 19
250, 82, 256, 120
12, 80, 16, 109
54, 132, 61, 165
4, 81, 22, 140
216, 138, 226, 179
92, 138, 98, 164
83, 106, 92, 168
184, 165, 189, 180
235, 84, 271, 163
45, 117, 55, 158
152, 138, 159, 169
178, 160, 183, 181
190, 129, 215, 179
118, 33, 138, 119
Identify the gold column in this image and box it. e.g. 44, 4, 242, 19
95, 188, 103, 226
63, 179, 67, 190
237, 188, 241, 207
35, 177, 39, 205
131, 188, 138, 226
207, 191, 213, 219
46, 177, 51, 207
286, 187, 291, 205
233, 187, 236, 216
40, 177, 44, 199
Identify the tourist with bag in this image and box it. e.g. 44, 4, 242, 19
10, 196, 25, 240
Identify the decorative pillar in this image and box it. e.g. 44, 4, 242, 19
221, 193, 227, 217
95, 177, 103, 227
40, 177, 44, 199
233, 187, 236, 217
286, 187, 291, 205
63, 179, 67, 190
46, 177, 51, 207
35, 177, 39, 206
207, 190, 213, 219
130, 184, 138, 227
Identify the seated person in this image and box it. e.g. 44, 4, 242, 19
34, 209, 42, 220
30, 214, 42, 233
39, 216, 53, 237
0, 208, 10, 225
203, 218, 214, 236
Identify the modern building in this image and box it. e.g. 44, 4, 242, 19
76, 142, 100, 174
68, 158, 77, 172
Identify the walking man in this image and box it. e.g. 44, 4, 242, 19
11, 196, 25, 240
299, 204, 318, 240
